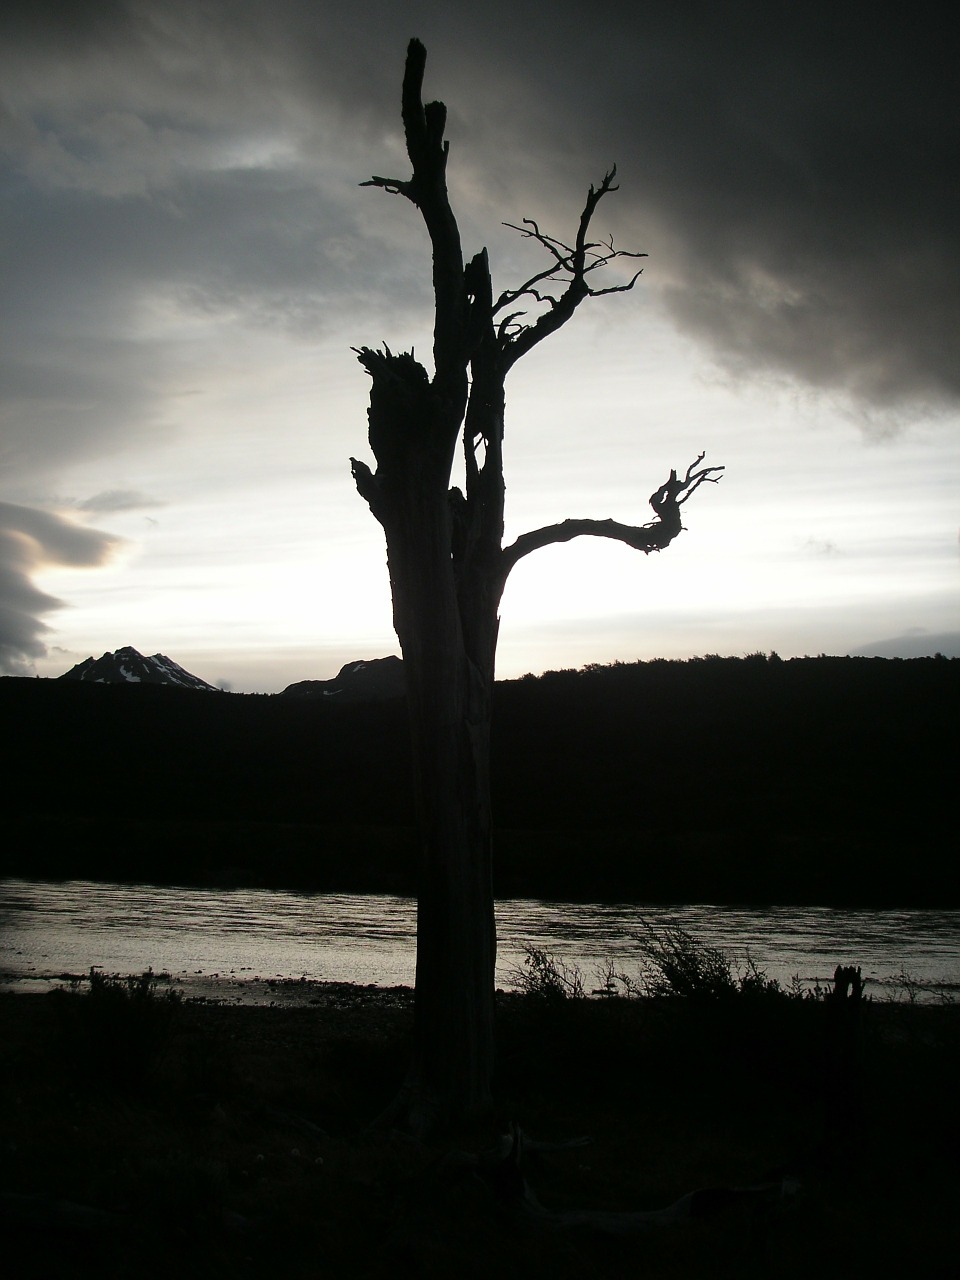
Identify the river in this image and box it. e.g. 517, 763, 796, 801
1, 878, 957, 1003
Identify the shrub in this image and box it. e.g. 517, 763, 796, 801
735, 951, 787, 999
633, 922, 738, 1000
509, 946, 585, 1002
56, 966, 182, 1091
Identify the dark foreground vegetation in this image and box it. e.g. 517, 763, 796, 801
2, 655, 956, 905
1, 951, 957, 1279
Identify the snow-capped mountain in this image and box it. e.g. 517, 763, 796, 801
281, 655, 404, 703
59, 646, 218, 691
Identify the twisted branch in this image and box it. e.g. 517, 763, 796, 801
499, 454, 724, 585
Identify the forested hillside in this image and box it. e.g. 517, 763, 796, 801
2, 656, 955, 905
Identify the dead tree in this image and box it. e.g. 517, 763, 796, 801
350, 39, 723, 1135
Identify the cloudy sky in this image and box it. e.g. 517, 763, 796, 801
2, 0, 957, 690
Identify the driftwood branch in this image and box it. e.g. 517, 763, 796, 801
499, 454, 724, 584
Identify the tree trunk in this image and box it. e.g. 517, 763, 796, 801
353, 349, 500, 1135
393, 546, 498, 1132
401, 631, 497, 1134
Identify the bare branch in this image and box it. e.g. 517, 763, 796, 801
673, 452, 726, 505
587, 270, 645, 297
495, 222, 647, 315
502, 517, 680, 569
500, 219, 575, 270
360, 175, 415, 200
499, 455, 724, 585
495, 168, 647, 368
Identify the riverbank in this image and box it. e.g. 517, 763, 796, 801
2, 979, 957, 1278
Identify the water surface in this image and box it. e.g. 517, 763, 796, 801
2, 878, 957, 1002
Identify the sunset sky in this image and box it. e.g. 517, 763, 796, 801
2, 1, 957, 691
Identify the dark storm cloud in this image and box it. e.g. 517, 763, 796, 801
611, 6, 959, 412
0, 503, 121, 674
0, 0, 955, 493
415, 0, 958, 414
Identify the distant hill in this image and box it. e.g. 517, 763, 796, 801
850, 631, 960, 659
282, 656, 404, 703
60, 646, 218, 691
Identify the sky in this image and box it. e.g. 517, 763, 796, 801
1, 0, 957, 691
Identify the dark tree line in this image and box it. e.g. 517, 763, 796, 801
3, 655, 955, 906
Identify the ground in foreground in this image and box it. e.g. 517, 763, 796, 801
1, 980, 957, 1278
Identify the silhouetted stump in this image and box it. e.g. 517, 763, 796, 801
823, 964, 865, 1146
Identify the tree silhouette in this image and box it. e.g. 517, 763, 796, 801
351, 39, 722, 1135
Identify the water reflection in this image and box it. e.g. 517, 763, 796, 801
1, 878, 958, 1002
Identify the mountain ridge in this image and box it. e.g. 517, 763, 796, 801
57, 646, 405, 702
281, 655, 404, 702
60, 646, 218, 691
